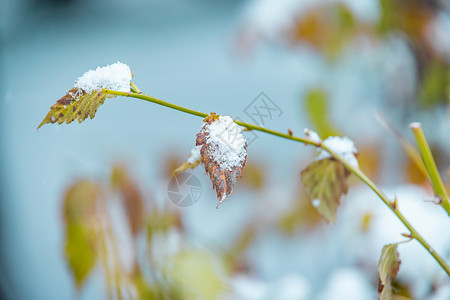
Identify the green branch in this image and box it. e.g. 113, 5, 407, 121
410, 122, 450, 217
104, 88, 450, 277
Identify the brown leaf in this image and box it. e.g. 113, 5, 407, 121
378, 243, 402, 300
196, 113, 247, 208
301, 158, 350, 222
111, 166, 145, 236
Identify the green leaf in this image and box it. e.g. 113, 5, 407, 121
37, 88, 116, 129
301, 158, 350, 222
378, 243, 401, 300
304, 88, 340, 138
63, 180, 101, 289
167, 250, 228, 300
419, 60, 449, 109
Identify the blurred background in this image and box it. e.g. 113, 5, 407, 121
1, 0, 449, 299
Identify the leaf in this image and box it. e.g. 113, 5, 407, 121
301, 158, 350, 222
304, 88, 340, 139
419, 59, 449, 109
111, 165, 145, 236
167, 250, 228, 300
37, 88, 116, 129
63, 180, 102, 289
289, 3, 357, 59
196, 113, 248, 208
378, 243, 401, 300
173, 146, 202, 175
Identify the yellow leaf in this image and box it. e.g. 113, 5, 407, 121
63, 180, 102, 289
37, 88, 116, 129
378, 243, 401, 300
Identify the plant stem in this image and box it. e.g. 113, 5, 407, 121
410, 122, 450, 217
321, 144, 450, 277
104, 89, 450, 277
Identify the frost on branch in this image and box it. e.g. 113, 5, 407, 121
196, 113, 248, 208
378, 243, 401, 300
37, 62, 132, 129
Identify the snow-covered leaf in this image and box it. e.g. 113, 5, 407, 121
196, 113, 247, 208
63, 180, 102, 289
38, 62, 132, 129
301, 158, 350, 223
173, 145, 202, 175
378, 243, 401, 300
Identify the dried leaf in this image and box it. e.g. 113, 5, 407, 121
111, 165, 145, 236
378, 243, 401, 300
63, 180, 102, 289
301, 158, 350, 222
196, 113, 247, 208
37, 88, 116, 129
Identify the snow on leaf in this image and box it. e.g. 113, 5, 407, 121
317, 136, 359, 168
37, 62, 132, 129
173, 145, 202, 175
378, 243, 401, 300
196, 113, 248, 208
301, 158, 350, 223
63, 180, 102, 289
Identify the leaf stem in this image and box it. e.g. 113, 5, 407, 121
104, 89, 450, 277
410, 122, 450, 217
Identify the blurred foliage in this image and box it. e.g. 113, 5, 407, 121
167, 250, 229, 300
357, 146, 382, 181
241, 161, 266, 190
303, 87, 340, 139
63, 180, 102, 288
279, 188, 322, 233
289, 3, 359, 59
419, 59, 450, 108
111, 166, 145, 236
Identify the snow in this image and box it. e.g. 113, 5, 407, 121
316, 136, 358, 167
312, 199, 320, 207
229, 273, 311, 300
74, 62, 132, 94
335, 185, 450, 298
187, 145, 202, 164
304, 128, 321, 143
204, 116, 247, 171
317, 268, 373, 300
409, 122, 421, 129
